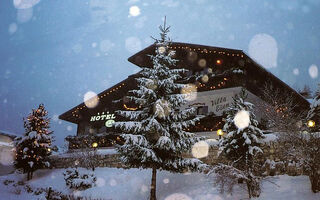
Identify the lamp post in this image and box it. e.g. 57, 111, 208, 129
217, 129, 224, 139
92, 142, 98, 148
307, 120, 316, 128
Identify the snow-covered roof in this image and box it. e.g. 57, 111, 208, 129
0, 131, 17, 139
59, 42, 310, 126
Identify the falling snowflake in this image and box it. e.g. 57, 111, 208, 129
129, 6, 140, 17
125, 37, 142, 53
84, 91, 99, 108
8, 23, 18, 34
164, 193, 192, 200
293, 68, 299, 75
100, 40, 115, 52
234, 110, 250, 129
17, 7, 33, 23
181, 84, 197, 101
163, 178, 170, 184
309, 64, 318, 79
191, 141, 209, 158
198, 58, 206, 68
13, 0, 40, 9
248, 33, 278, 69
96, 177, 106, 187
109, 179, 117, 186
67, 126, 73, 132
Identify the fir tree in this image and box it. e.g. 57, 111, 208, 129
305, 84, 320, 192
299, 85, 313, 99
15, 104, 53, 180
219, 89, 265, 198
114, 20, 206, 200
307, 85, 320, 132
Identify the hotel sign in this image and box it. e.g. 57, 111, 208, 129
90, 112, 116, 127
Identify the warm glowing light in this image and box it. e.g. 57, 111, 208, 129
92, 142, 98, 148
216, 59, 222, 64
198, 59, 207, 68
158, 46, 166, 54
123, 104, 138, 111
47, 148, 51, 152
201, 74, 209, 83
217, 129, 224, 136
307, 120, 316, 128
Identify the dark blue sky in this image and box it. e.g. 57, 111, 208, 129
0, 0, 319, 146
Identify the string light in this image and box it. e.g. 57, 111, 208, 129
70, 45, 244, 118
168, 45, 244, 58
72, 83, 126, 117
123, 104, 138, 111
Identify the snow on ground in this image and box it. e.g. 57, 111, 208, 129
0, 167, 319, 200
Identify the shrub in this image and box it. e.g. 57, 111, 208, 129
63, 168, 96, 191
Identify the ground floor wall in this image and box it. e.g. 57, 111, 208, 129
49, 141, 304, 176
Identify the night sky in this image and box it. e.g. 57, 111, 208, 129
0, 0, 319, 146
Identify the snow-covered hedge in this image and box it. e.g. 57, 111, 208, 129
63, 168, 96, 191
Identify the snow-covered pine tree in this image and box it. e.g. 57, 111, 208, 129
15, 104, 53, 180
114, 20, 206, 200
307, 86, 320, 132
305, 85, 320, 193
219, 89, 265, 198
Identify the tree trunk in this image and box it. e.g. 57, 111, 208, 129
309, 171, 320, 193
150, 167, 157, 200
246, 180, 252, 198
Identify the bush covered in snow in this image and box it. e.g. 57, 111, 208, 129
63, 168, 96, 191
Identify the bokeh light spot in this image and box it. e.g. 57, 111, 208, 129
158, 46, 166, 54
201, 74, 209, 83
129, 6, 140, 17
96, 177, 106, 187
187, 51, 198, 63
153, 99, 171, 119
109, 179, 117, 186
8, 23, 18, 34
309, 64, 318, 79
191, 141, 209, 158
198, 58, 207, 68
234, 110, 250, 129
249, 33, 278, 69
84, 91, 99, 108
163, 178, 170, 184
165, 193, 192, 200
13, 0, 40, 9
125, 37, 142, 53
181, 84, 197, 101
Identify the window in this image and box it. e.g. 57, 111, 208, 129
197, 106, 208, 115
